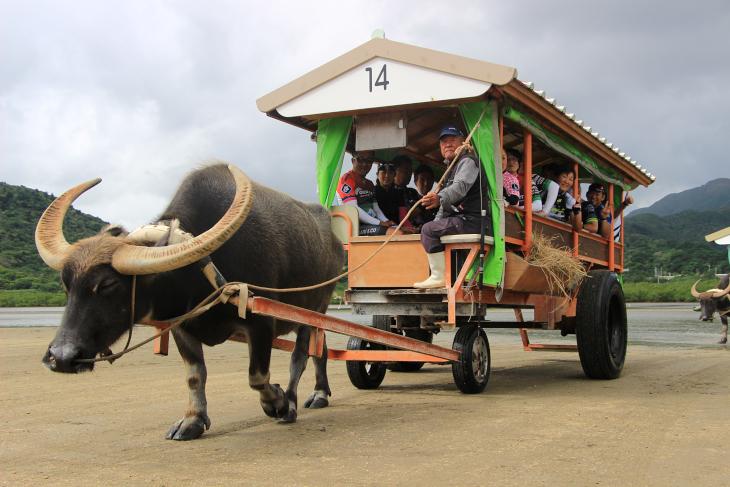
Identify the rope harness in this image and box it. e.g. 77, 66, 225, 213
78, 105, 490, 364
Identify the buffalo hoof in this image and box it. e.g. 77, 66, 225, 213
719, 338, 727, 344
165, 415, 211, 441
303, 390, 329, 409
282, 400, 298, 423
260, 383, 289, 420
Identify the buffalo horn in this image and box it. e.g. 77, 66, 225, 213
711, 281, 730, 299
35, 178, 103, 270
110, 165, 253, 275
690, 280, 701, 298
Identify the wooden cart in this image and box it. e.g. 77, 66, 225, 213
153, 32, 656, 394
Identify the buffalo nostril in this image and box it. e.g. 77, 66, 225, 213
45, 344, 85, 373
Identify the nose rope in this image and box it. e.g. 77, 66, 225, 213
96, 275, 136, 364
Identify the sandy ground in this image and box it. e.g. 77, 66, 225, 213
1, 326, 729, 487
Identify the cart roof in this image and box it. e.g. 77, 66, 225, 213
257, 34, 654, 188
256, 37, 516, 117
706, 226, 730, 245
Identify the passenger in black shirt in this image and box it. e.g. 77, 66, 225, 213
375, 162, 414, 232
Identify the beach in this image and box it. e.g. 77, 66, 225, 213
2, 320, 729, 486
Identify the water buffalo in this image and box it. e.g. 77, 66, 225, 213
36, 163, 345, 440
691, 274, 730, 344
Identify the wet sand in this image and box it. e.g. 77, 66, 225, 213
2, 326, 729, 486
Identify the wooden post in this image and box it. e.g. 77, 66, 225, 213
619, 188, 625, 270
523, 129, 533, 253
154, 325, 169, 355
572, 162, 580, 258
608, 183, 615, 270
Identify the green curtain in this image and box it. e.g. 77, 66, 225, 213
460, 101, 505, 289
316, 116, 353, 208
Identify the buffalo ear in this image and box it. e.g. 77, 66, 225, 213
100, 224, 128, 238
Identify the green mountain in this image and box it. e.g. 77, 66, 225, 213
625, 207, 730, 245
0, 182, 107, 298
628, 178, 730, 217
623, 208, 730, 281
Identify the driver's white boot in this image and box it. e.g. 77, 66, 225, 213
414, 251, 446, 288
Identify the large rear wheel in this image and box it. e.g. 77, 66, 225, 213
576, 270, 628, 379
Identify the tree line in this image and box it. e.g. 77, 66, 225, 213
0, 182, 728, 306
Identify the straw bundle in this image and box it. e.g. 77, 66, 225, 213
526, 233, 588, 300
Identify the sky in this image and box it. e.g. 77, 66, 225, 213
2, 0, 729, 230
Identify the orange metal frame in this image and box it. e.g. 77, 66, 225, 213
143, 296, 459, 363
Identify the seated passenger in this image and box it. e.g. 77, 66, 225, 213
591, 184, 634, 225
546, 166, 583, 232
503, 148, 520, 207
584, 183, 612, 238
374, 162, 407, 224
392, 155, 420, 227
504, 148, 545, 212
413, 164, 437, 227
336, 151, 403, 236
533, 164, 559, 217
414, 125, 491, 289
414, 164, 435, 198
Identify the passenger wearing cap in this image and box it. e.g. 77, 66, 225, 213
587, 183, 634, 240
414, 125, 492, 289
335, 150, 404, 236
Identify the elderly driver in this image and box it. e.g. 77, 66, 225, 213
414, 125, 491, 288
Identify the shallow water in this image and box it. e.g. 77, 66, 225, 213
0, 303, 724, 349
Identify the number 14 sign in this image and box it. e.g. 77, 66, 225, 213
365, 65, 389, 92
277, 57, 491, 118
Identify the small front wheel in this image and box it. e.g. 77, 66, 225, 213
451, 326, 490, 394
345, 336, 387, 389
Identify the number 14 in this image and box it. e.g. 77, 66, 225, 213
365, 65, 389, 92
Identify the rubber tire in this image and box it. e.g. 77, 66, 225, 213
345, 317, 388, 389
389, 329, 432, 372
451, 325, 491, 394
576, 270, 628, 380
371, 316, 430, 373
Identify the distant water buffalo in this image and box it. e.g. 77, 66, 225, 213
36, 163, 345, 440
691, 274, 730, 344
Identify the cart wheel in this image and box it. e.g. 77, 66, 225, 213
345, 330, 387, 390
371, 316, 429, 373
451, 325, 490, 394
576, 270, 627, 380
390, 329, 432, 372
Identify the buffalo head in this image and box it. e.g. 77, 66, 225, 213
691, 279, 730, 322
37, 165, 253, 373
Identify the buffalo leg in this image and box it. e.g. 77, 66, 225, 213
280, 325, 312, 423
720, 316, 728, 344
165, 328, 211, 441
246, 320, 289, 419
303, 333, 331, 410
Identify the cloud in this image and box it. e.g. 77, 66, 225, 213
2, 0, 728, 227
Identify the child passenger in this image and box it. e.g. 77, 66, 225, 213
502, 148, 520, 206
